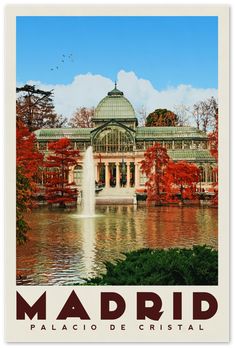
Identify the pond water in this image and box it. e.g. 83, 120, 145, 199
17, 205, 218, 286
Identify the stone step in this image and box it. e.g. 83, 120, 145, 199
96, 196, 135, 205
96, 188, 135, 197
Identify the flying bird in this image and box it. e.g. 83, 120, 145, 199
50, 52, 75, 71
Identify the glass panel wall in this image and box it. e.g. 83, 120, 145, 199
93, 126, 134, 153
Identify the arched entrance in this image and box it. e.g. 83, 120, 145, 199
93, 125, 134, 153
92, 125, 136, 188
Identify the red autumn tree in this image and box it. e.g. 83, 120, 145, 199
17, 119, 43, 181
208, 110, 218, 161
16, 119, 43, 243
165, 161, 200, 203
44, 138, 80, 208
141, 143, 170, 205
208, 109, 218, 205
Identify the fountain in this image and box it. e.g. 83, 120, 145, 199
81, 146, 96, 217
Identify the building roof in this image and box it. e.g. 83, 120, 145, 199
136, 126, 207, 140
168, 150, 214, 162
34, 128, 92, 140
94, 86, 136, 120
34, 125, 208, 141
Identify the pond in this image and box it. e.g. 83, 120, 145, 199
17, 205, 218, 286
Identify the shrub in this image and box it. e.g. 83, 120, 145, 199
83, 245, 218, 285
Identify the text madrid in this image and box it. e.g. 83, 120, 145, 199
16, 291, 218, 321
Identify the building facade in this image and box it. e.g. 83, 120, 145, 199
35, 86, 216, 201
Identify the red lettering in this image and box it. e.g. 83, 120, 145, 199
173, 292, 182, 320
137, 292, 163, 320
193, 292, 218, 319
17, 291, 46, 320
57, 290, 90, 320
101, 292, 126, 319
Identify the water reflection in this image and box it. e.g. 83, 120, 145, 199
80, 218, 96, 278
17, 205, 218, 285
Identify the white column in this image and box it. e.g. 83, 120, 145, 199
135, 162, 139, 188
126, 162, 130, 188
205, 164, 208, 183
68, 167, 74, 184
105, 163, 109, 188
95, 163, 99, 182
116, 162, 120, 188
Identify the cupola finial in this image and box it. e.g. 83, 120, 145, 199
107, 82, 124, 96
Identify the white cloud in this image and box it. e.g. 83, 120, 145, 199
21, 70, 217, 122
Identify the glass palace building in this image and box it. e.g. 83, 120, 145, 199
35, 86, 216, 202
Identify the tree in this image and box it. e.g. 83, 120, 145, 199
208, 109, 218, 205
69, 107, 94, 128
208, 109, 218, 161
17, 120, 44, 178
173, 104, 190, 126
16, 84, 67, 131
137, 105, 147, 127
141, 143, 200, 205
166, 161, 200, 203
145, 108, 179, 127
141, 143, 170, 205
192, 97, 218, 132
207, 96, 218, 131
192, 102, 202, 130
16, 120, 43, 243
44, 138, 80, 208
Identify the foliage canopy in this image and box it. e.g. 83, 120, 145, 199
146, 108, 179, 127
84, 245, 218, 285
16, 84, 67, 131
44, 138, 80, 207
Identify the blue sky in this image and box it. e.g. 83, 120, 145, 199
16, 16, 218, 90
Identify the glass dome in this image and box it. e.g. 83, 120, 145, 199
94, 86, 136, 120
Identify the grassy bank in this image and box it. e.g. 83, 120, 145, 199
83, 245, 218, 285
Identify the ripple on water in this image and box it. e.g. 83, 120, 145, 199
17, 205, 218, 285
